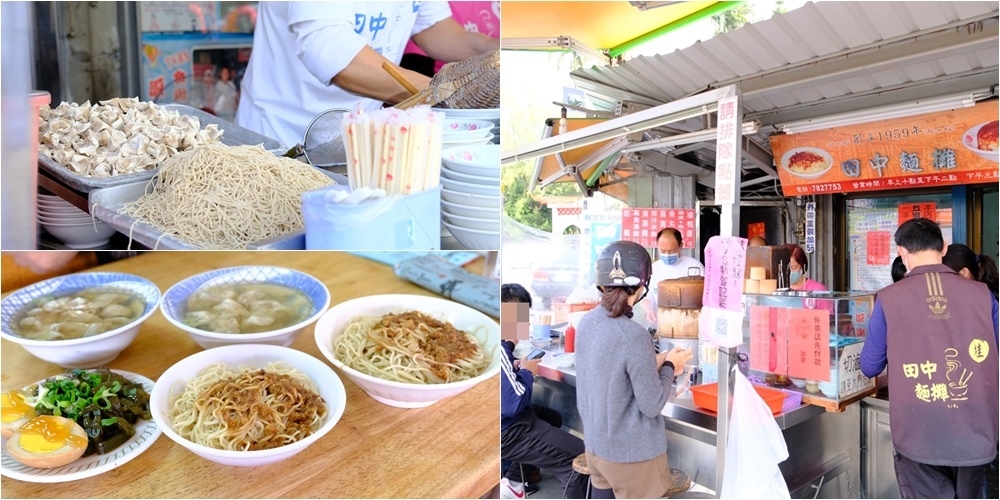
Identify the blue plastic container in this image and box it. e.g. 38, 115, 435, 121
302, 186, 441, 250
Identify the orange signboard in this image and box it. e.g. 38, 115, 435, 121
771, 101, 999, 196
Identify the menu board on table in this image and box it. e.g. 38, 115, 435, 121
771, 101, 999, 196
621, 208, 695, 248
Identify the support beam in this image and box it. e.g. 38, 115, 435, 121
502, 86, 737, 165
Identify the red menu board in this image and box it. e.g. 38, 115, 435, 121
621, 208, 696, 248
866, 231, 891, 266
897, 202, 937, 225
749, 306, 788, 375
787, 308, 831, 381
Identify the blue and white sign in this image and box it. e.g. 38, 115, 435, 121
805, 201, 817, 253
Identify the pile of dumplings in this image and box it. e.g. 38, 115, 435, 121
38, 97, 224, 178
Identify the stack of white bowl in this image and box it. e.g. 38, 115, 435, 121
443, 108, 499, 145
440, 144, 500, 250
37, 193, 117, 248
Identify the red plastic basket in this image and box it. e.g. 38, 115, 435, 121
690, 382, 787, 415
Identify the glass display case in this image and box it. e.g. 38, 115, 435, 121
742, 290, 877, 409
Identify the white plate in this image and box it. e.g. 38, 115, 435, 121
442, 212, 501, 232
961, 121, 999, 162
440, 199, 500, 219
440, 166, 500, 186
442, 132, 496, 147
440, 177, 500, 196
443, 119, 494, 141
0, 370, 161, 483
779, 147, 834, 179
442, 145, 500, 176
441, 189, 502, 209
443, 108, 500, 121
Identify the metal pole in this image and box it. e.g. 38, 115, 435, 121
714, 88, 744, 494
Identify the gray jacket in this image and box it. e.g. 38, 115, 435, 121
576, 304, 675, 463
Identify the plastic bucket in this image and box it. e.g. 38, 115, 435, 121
302, 186, 441, 250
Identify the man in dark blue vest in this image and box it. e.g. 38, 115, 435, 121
861, 218, 999, 498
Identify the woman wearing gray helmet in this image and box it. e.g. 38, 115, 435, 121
575, 240, 694, 498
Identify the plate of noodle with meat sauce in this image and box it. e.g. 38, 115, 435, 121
314, 295, 501, 408
780, 147, 834, 179
148, 345, 345, 466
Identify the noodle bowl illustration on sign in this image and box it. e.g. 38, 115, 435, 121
314, 294, 501, 408
780, 147, 834, 179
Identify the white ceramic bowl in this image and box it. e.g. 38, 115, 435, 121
37, 214, 95, 224
442, 212, 501, 232
443, 132, 496, 148
0, 272, 161, 368
440, 177, 500, 196
40, 221, 117, 249
440, 166, 500, 186
149, 344, 346, 466
314, 294, 500, 408
442, 145, 500, 176
160, 266, 331, 350
37, 207, 90, 217
442, 221, 500, 251
443, 119, 494, 141
441, 189, 502, 209
36, 202, 81, 211
961, 121, 999, 162
440, 200, 500, 219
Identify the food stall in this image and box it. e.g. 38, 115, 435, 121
502, 2, 997, 497
0, 251, 500, 498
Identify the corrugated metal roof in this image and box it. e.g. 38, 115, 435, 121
571, 1, 999, 122
567, 1, 999, 196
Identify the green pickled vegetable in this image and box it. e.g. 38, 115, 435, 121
30, 367, 151, 456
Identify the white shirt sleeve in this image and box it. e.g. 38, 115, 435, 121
411, 1, 453, 36
285, 3, 370, 87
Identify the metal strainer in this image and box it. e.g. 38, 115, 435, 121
283, 108, 349, 167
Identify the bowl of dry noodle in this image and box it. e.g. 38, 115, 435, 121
314, 294, 500, 408
149, 344, 346, 466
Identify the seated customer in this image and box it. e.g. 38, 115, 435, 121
500, 284, 588, 499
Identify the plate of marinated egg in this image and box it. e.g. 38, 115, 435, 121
0, 369, 160, 483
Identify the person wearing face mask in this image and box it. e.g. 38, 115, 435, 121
785, 244, 828, 292
576, 240, 694, 498
860, 218, 998, 499
648, 228, 704, 301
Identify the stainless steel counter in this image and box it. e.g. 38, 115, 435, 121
523, 341, 862, 498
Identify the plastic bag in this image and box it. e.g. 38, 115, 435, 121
720, 370, 791, 499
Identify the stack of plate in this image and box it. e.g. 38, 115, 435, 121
440, 144, 500, 250
37, 193, 117, 248
818, 367, 839, 398
442, 118, 495, 148
443, 108, 499, 145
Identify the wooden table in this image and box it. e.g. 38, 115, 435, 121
1, 252, 500, 498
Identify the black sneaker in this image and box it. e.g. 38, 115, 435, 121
524, 482, 539, 495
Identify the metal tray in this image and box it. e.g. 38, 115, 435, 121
38, 104, 282, 193
88, 170, 348, 250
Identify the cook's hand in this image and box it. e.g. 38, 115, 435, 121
658, 347, 693, 376
8, 251, 79, 274
519, 358, 541, 376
